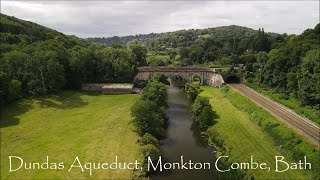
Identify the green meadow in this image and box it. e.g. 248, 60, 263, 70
0, 91, 141, 179
201, 86, 309, 180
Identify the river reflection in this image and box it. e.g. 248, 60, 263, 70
151, 86, 218, 180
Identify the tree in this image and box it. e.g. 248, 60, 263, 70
142, 80, 168, 108
0, 71, 9, 105
191, 96, 215, 129
8, 79, 22, 101
128, 41, 148, 67
189, 45, 204, 63
198, 106, 215, 129
255, 51, 268, 86
298, 49, 320, 106
254, 28, 271, 52
131, 99, 166, 138
140, 144, 161, 160
138, 133, 160, 148
191, 96, 210, 120
152, 74, 170, 85
184, 82, 202, 102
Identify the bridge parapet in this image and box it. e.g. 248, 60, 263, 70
135, 66, 224, 87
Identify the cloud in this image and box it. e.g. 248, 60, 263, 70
1, 1, 319, 38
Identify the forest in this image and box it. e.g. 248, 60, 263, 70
1, 13, 319, 111
90, 23, 320, 111
0, 13, 148, 105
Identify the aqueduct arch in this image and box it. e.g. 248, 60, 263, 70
134, 66, 224, 86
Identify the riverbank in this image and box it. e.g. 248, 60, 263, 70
151, 86, 218, 180
201, 86, 309, 179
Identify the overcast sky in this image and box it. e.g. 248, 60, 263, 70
1, 1, 319, 38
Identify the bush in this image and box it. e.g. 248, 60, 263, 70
191, 96, 216, 130
184, 82, 202, 102
131, 99, 166, 138
191, 96, 210, 118
140, 144, 162, 160
8, 79, 22, 101
142, 80, 168, 108
138, 133, 160, 148
220, 85, 230, 94
198, 106, 215, 129
152, 74, 170, 85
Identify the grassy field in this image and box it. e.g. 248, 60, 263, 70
201, 86, 310, 180
245, 82, 320, 125
1, 91, 141, 179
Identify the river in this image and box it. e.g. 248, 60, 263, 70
151, 85, 218, 180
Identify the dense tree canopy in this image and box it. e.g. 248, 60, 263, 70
0, 13, 144, 105
1, 12, 319, 110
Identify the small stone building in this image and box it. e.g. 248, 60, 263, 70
82, 83, 134, 94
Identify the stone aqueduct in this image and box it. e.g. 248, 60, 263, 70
134, 66, 225, 87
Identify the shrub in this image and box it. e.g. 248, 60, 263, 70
191, 96, 216, 130
131, 99, 166, 138
184, 82, 202, 102
138, 133, 160, 148
191, 96, 210, 119
198, 106, 215, 129
140, 144, 162, 160
220, 84, 230, 94
142, 80, 168, 108
152, 74, 170, 85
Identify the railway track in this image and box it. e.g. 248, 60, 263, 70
229, 83, 320, 146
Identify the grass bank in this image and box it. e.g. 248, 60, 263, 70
245, 82, 320, 125
201, 86, 313, 180
1, 91, 141, 179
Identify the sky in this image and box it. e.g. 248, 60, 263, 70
1, 1, 319, 38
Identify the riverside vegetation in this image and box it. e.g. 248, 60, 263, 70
1, 12, 319, 180
184, 83, 246, 179
130, 79, 168, 179
201, 86, 319, 179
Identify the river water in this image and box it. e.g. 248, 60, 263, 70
151, 85, 218, 180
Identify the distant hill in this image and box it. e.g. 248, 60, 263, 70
87, 25, 276, 49
0, 13, 86, 45
87, 33, 160, 46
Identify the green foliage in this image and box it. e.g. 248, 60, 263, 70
197, 106, 215, 129
171, 76, 187, 87
138, 133, 160, 148
131, 80, 168, 138
253, 28, 271, 52
131, 99, 166, 138
220, 84, 230, 94
246, 82, 320, 125
226, 90, 320, 179
191, 96, 210, 118
0, 71, 10, 104
0, 13, 143, 105
142, 80, 168, 108
260, 25, 320, 108
184, 82, 203, 102
191, 96, 215, 129
130, 80, 167, 179
152, 74, 170, 85
0, 71, 22, 104
8, 79, 22, 101
146, 54, 170, 66
128, 41, 148, 67
140, 144, 162, 160
298, 49, 320, 107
